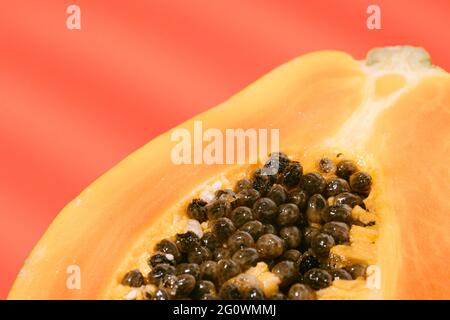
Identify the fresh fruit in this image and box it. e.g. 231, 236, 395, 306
8, 47, 450, 299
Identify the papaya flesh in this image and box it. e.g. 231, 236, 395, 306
8, 46, 450, 300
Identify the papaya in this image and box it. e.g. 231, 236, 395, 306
8, 46, 450, 300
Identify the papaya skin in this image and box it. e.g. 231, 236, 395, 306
8, 47, 450, 299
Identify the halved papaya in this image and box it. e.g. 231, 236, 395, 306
8, 46, 450, 300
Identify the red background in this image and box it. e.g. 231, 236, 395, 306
0, 0, 449, 298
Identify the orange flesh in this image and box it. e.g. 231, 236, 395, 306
8, 47, 450, 300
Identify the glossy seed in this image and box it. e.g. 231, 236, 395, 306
201, 232, 219, 251
256, 234, 285, 259
212, 218, 236, 242
272, 260, 299, 287
199, 260, 218, 282
230, 206, 253, 228
148, 264, 176, 285
252, 169, 274, 195
336, 160, 358, 180
277, 203, 300, 226
329, 268, 352, 280
283, 249, 302, 263
217, 259, 241, 284
187, 198, 207, 222
300, 172, 326, 195
235, 188, 260, 207
325, 178, 350, 197
175, 274, 196, 297
148, 252, 175, 267
279, 226, 302, 249
322, 221, 350, 244
176, 263, 201, 280
234, 179, 253, 192
263, 223, 277, 235
321, 204, 352, 224
193, 280, 217, 299
311, 233, 335, 257
298, 251, 320, 274
227, 231, 255, 253
121, 269, 145, 287
253, 197, 278, 223
318, 158, 336, 174
206, 199, 232, 220
239, 220, 264, 240
268, 184, 287, 205
303, 268, 332, 290
220, 281, 243, 299
175, 231, 201, 253
345, 264, 368, 279
243, 287, 265, 300
287, 188, 308, 210
281, 161, 303, 188
264, 152, 290, 174
334, 192, 364, 208
155, 239, 181, 262
349, 171, 372, 194
302, 226, 321, 250
288, 283, 317, 300
187, 246, 212, 264
306, 194, 327, 224
213, 247, 232, 261
153, 288, 170, 300
232, 248, 259, 270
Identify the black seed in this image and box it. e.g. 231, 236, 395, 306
121, 269, 144, 287
239, 220, 264, 240
234, 179, 253, 192
175, 274, 196, 297
277, 203, 300, 226
298, 251, 320, 274
271, 292, 287, 300
187, 246, 212, 264
230, 206, 253, 228
148, 264, 176, 285
329, 268, 352, 280
322, 222, 350, 244
300, 172, 326, 195
153, 288, 170, 300
193, 280, 216, 299
302, 226, 321, 250
253, 197, 278, 223
268, 184, 287, 205
232, 247, 259, 270
213, 247, 232, 261
272, 260, 299, 287
155, 239, 181, 262
175, 231, 201, 253
288, 283, 317, 300
321, 204, 352, 224
283, 249, 302, 263
243, 287, 265, 300
349, 171, 372, 194
287, 188, 308, 210
303, 268, 332, 290
263, 223, 277, 235
311, 233, 335, 257
306, 194, 327, 224
148, 252, 175, 267
264, 152, 290, 174
187, 198, 207, 223
345, 264, 367, 279
279, 226, 302, 249
235, 189, 260, 207
201, 232, 219, 251
334, 192, 364, 208
325, 178, 350, 197
200, 260, 218, 282
176, 263, 201, 280
217, 259, 241, 284
227, 231, 255, 253
206, 199, 232, 220
256, 234, 285, 259
220, 281, 243, 299
281, 161, 303, 188
252, 169, 274, 195
160, 274, 178, 296
212, 218, 236, 242
318, 158, 336, 174
215, 189, 236, 200
336, 160, 358, 180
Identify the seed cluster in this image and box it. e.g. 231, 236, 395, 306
122, 153, 372, 300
